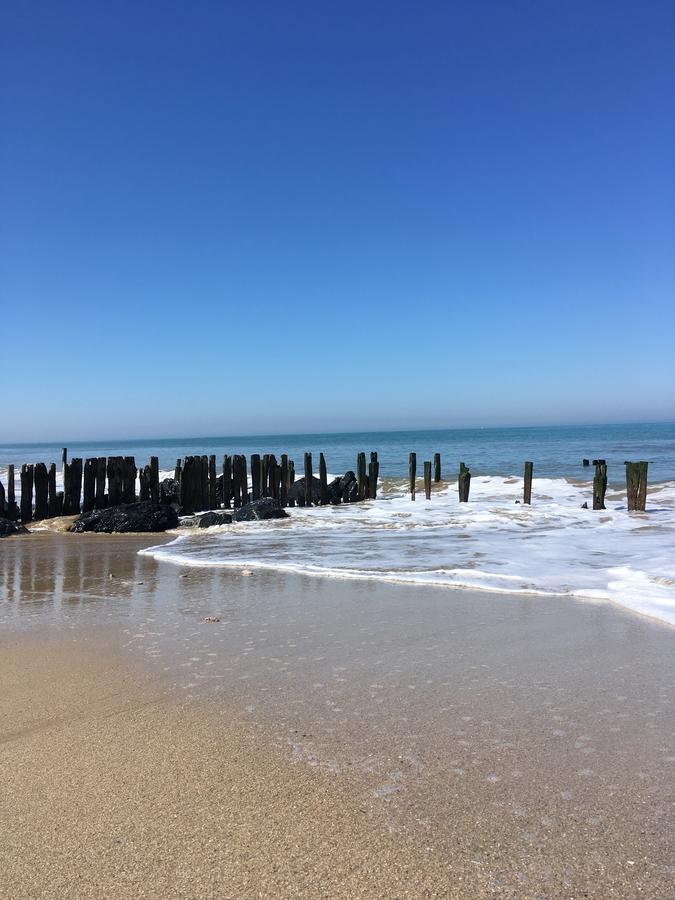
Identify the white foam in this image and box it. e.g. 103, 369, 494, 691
140, 476, 675, 627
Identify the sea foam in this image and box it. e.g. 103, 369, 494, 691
140, 475, 675, 627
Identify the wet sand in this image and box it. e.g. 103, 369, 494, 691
1, 533, 673, 898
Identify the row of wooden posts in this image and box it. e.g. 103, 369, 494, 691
0, 449, 381, 522
0, 448, 650, 523
407, 455, 649, 512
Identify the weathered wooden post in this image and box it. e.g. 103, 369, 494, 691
209, 455, 217, 510
63, 458, 83, 515
433, 453, 441, 482
232, 455, 242, 508
122, 457, 136, 504
288, 459, 296, 507
458, 462, 471, 503
198, 455, 208, 510
175, 458, 182, 486
0, 479, 5, 517
304, 452, 313, 506
6, 465, 17, 520
592, 459, 607, 510
82, 459, 97, 512
47, 463, 60, 517
408, 452, 416, 500
149, 456, 160, 506
241, 455, 249, 505
368, 451, 379, 499
222, 455, 232, 509
423, 461, 432, 500
355, 452, 367, 501
280, 454, 289, 506
139, 465, 150, 502
523, 461, 533, 505
625, 461, 648, 512
319, 453, 328, 504
33, 463, 49, 519
107, 457, 122, 506
95, 457, 107, 508
251, 454, 262, 501
20, 464, 34, 522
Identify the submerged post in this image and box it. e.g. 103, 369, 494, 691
458, 462, 471, 503
356, 452, 367, 501
423, 461, 432, 500
408, 452, 416, 500
625, 461, 648, 512
7, 465, 17, 520
523, 461, 533, 505
592, 459, 607, 510
434, 453, 441, 483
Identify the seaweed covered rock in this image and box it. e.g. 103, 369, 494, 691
0, 518, 29, 537
180, 511, 232, 528
233, 498, 289, 522
71, 501, 179, 534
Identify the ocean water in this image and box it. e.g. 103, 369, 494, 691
2, 423, 675, 626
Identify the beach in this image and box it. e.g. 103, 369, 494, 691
1, 532, 673, 898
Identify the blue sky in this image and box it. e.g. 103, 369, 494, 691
1, 1, 673, 440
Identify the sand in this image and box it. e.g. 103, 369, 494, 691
1, 532, 673, 898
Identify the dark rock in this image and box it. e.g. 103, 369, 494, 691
0, 518, 29, 537
70, 501, 179, 534
233, 498, 289, 522
180, 511, 232, 528
288, 476, 322, 506
582, 459, 590, 467
160, 477, 180, 506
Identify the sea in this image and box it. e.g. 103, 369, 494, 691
2, 422, 674, 626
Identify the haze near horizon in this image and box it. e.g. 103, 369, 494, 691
1, 1, 673, 442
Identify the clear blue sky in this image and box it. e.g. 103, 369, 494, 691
1, 1, 673, 441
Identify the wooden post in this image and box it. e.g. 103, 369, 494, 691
107, 457, 123, 507
625, 461, 648, 512
240, 455, 249, 505
288, 459, 296, 507
139, 466, 150, 502
319, 453, 328, 504
0, 479, 5, 517
433, 453, 441, 482
409, 452, 416, 500
458, 462, 471, 503
150, 456, 160, 506
423, 461, 431, 500
232, 455, 242, 508
47, 463, 59, 517
356, 452, 367, 501
304, 452, 313, 506
95, 457, 107, 508
83, 459, 97, 512
251, 454, 262, 502
209, 455, 217, 510
222, 455, 232, 509
199, 455, 208, 510
20, 464, 34, 522
368, 451, 379, 499
280, 454, 289, 506
122, 456, 136, 503
592, 459, 607, 511
178, 457, 190, 511
523, 461, 533, 505
7, 465, 17, 520
63, 458, 82, 515
33, 463, 49, 520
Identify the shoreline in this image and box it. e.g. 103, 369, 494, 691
2, 532, 674, 897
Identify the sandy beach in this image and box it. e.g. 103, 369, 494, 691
1, 532, 673, 898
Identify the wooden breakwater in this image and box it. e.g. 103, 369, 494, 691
0, 448, 381, 523
0, 448, 651, 523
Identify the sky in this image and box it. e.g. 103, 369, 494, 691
1, 0, 674, 441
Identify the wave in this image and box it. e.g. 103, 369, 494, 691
139, 475, 675, 627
